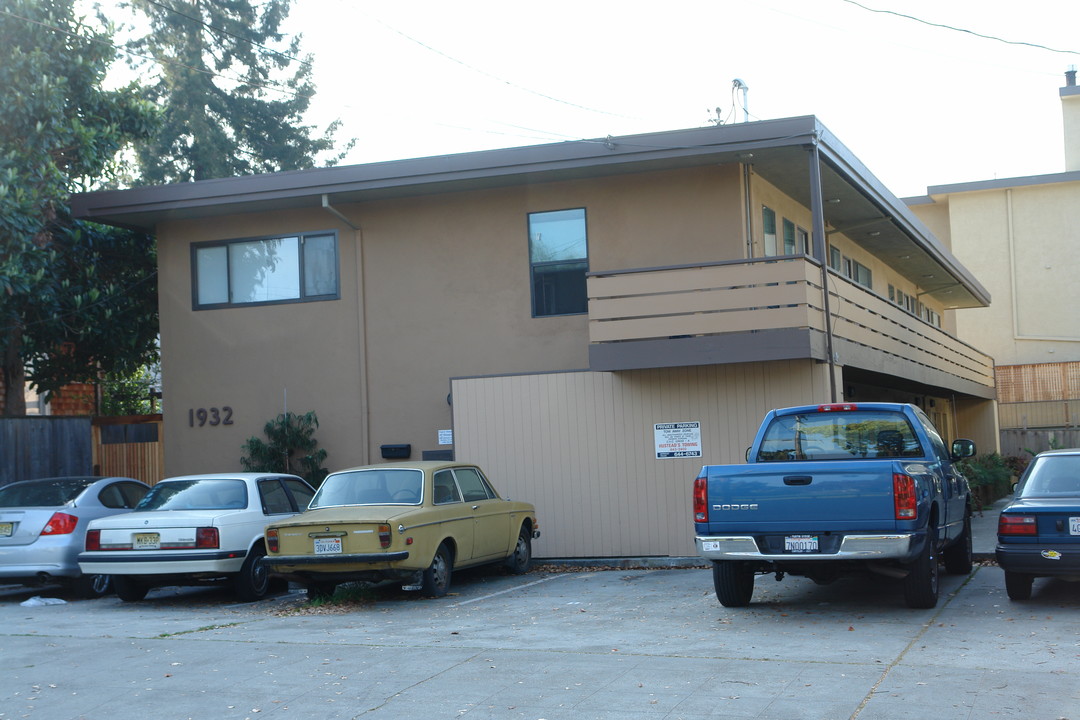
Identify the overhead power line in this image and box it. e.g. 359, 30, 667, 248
841, 0, 1080, 55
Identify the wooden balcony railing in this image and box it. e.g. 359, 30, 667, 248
587, 257, 995, 390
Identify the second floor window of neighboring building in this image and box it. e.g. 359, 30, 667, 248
528, 208, 588, 317
192, 232, 339, 309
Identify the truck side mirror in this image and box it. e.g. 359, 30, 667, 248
745, 446, 752, 462
950, 438, 976, 460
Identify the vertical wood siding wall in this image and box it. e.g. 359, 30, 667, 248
91, 416, 166, 486
0, 417, 92, 485
452, 360, 831, 559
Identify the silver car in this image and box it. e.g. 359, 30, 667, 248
0, 476, 150, 597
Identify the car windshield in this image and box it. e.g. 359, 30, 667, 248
0, 477, 97, 507
310, 469, 423, 508
135, 479, 248, 511
1018, 455, 1080, 498
756, 410, 924, 461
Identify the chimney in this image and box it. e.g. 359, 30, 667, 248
1063, 66, 1080, 171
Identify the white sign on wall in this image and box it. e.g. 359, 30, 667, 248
438, 429, 453, 446
654, 422, 702, 459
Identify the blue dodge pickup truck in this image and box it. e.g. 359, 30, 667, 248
693, 402, 976, 608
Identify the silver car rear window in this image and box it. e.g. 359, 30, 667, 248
0, 477, 97, 507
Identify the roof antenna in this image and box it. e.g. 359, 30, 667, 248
732, 78, 749, 122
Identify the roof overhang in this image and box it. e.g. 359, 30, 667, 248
71, 115, 989, 308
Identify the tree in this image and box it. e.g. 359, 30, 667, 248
241, 411, 329, 487
123, 0, 351, 183
0, 0, 160, 415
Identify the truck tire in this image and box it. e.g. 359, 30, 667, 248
1004, 571, 1033, 600
903, 531, 939, 609
943, 513, 973, 575
712, 561, 754, 607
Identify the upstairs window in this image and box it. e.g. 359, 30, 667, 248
529, 208, 588, 317
762, 206, 777, 255
193, 232, 339, 309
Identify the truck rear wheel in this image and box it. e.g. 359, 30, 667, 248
903, 530, 939, 609
712, 561, 754, 607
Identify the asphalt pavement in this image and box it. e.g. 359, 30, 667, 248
3, 494, 1078, 720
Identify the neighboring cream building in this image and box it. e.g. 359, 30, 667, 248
73, 116, 996, 559
908, 70, 1080, 452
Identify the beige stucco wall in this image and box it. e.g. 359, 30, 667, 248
157, 165, 750, 477
914, 183, 1080, 368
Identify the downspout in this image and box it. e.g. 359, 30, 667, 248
322, 194, 359, 231
321, 194, 369, 464
743, 161, 754, 258
807, 141, 838, 402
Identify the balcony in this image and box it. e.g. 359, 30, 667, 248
587, 257, 995, 397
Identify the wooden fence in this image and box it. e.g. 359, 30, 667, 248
0, 415, 164, 487
91, 415, 165, 486
0, 417, 92, 485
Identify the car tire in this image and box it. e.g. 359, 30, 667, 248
903, 529, 940, 609
113, 575, 149, 602
943, 512, 973, 575
1004, 571, 1033, 600
421, 542, 453, 597
504, 526, 532, 575
305, 582, 337, 601
712, 560, 754, 607
70, 573, 112, 599
234, 543, 271, 602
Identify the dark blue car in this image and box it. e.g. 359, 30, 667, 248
996, 449, 1080, 600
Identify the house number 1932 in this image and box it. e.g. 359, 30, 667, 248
188, 407, 234, 427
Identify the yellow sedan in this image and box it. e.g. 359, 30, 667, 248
263, 461, 540, 598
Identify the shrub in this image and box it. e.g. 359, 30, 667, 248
241, 410, 329, 487
957, 453, 1012, 508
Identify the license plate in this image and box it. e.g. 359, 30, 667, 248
0, 522, 12, 538
1070, 517, 1080, 536
785, 535, 819, 553
134, 533, 160, 550
314, 537, 342, 555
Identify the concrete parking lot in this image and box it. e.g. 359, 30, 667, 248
2, 551, 1078, 720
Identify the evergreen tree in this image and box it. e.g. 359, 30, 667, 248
0, 0, 159, 415
124, 0, 351, 183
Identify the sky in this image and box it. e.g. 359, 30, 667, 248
105, 0, 1080, 199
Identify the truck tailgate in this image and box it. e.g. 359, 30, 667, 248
701, 460, 899, 533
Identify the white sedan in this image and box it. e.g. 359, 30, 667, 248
78, 473, 314, 602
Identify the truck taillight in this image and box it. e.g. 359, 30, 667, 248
85, 529, 101, 551
693, 475, 709, 523
893, 473, 917, 519
42, 512, 78, 535
195, 527, 219, 549
266, 528, 279, 553
998, 515, 1037, 536
379, 524, 391, 548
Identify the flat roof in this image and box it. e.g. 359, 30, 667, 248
70, 115, 989, 308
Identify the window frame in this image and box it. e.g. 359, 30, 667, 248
191, 231, 341, 310
528, 207, 589, 318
